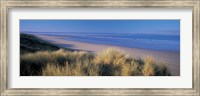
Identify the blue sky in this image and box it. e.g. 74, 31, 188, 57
20, 20, 180, 35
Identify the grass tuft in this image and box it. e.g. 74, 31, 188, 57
21, 48, 171, 76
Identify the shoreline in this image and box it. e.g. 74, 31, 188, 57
35, 34, 180, 76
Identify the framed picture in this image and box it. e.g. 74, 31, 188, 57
0, 0, 199, 95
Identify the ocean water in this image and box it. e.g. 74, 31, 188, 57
26, 32, 180, 51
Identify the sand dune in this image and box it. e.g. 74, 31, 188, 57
35, 34, 180, 76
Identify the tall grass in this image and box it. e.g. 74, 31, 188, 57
20, 48, 171, 76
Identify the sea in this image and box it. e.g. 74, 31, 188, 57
24, 32, 180, 52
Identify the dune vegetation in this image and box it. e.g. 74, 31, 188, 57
20, 33, 171, 76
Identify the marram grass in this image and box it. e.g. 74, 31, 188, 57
20, 48, 171, 76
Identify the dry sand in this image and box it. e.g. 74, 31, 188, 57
36, 34, 180, 76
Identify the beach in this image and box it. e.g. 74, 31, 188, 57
35, 34, 180, 76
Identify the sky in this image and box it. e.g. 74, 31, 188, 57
20, 20, 180, 35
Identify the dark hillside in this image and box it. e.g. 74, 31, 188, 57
20, 33, 60, 54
